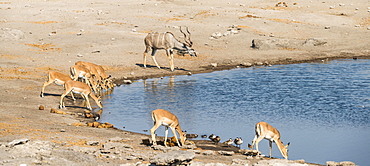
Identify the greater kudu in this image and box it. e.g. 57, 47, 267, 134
143, 27, 197, 72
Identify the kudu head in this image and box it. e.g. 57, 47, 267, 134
180, 26, 197, 57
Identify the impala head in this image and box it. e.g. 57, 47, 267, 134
179, 130, 187, 146
281, 142, 290, 159
97, 96, 103, 108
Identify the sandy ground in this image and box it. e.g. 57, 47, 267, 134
0, 0, 369, 165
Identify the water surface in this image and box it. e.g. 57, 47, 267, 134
100, 59, 370, 165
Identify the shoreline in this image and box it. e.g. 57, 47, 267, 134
116, 52, 370, 84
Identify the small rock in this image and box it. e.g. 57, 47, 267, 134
239, 149, 260, 156
223, 31, 232, 36
218, 151, 234, 156
109, 137, 124, 142
151, 145, 180, 152
8, 138, 29, 147
241, 62, 253, 67
76, 53, 83, 57
325, 26, 331, 29
303, 38, 327, 46
295, 159, 305, 164
150, 150, 195, 165
230, 29, 238, 34
185, 133, 198, 138
123, 80, 132, 84
60, 129, 66, 132
202, 150, 215, 155
181, 144, 197, 149
210, 63, 218, 67
232, 158, 251, 165
211, 32, 222, 39
326, 161, 356, 166
39, 105, 45, 110
86, 141, 100, 146
255, 62, 264, 66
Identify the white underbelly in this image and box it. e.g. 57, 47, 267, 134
72, 89, 83, 94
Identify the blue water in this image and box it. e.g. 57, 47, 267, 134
99, 59, 370, 165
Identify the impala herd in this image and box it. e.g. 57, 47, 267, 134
40, 61, 113, 110
39, 27, 290, 159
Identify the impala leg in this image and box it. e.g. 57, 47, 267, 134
269, 140, 273, 158
171, 127, 181, 146
59, 91, 70, 109
84, 94, 92, 110
70, 92, 76, 101
150, 122, 161, 145
40, 80, 54, 97
254, 136, 264, 152
250, 135, 258, 149
164, 126, 169, 147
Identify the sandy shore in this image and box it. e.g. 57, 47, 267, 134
0, 0, 369, 165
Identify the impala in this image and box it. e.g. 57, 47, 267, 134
75, 61, 114, 90
59, 80, 102, 110
40, 71, 75, 99
248, 121, 290, 159
150, 109, 186, 147
143, 26, 197, 72
70, 65, 98, 92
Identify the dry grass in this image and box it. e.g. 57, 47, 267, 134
267, 18, 316, 26
1, 54, 20, 59
24, 43, 62, 52
28, 21, 58, 24
239, 14, 261, 19
0, 67, 48, 80
237, 25, 265, 35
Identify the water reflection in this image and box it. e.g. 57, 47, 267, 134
100, 59, 370, 165
144, 76, 175, 91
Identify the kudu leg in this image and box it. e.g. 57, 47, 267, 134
151, 49, 161, 69
166, 49, 174, 72
143, 52, 147, 68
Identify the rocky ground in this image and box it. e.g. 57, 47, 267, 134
0, 0, 369, 165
